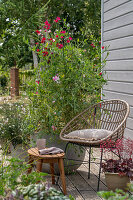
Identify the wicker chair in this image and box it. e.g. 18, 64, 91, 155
60, 99, 129, 190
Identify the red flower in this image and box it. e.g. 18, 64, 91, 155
99, 72, 102, 76
56, 35, 59, 38
54, 19, 58, 23
44, 20, 49, 25
35, 42, 39, 45
102, 46, 104, 49
42, 51, 49, 56
35, 30, 41, 35
61, 36, 64, 39
60, 31, 66, 34
57, 44, 63, 49
54, 17, 61, 23
90, 43, 94, 46
67, 39, 70, 43
36, 49, 39, 52
99, 41, 101, 44
44, 20, 51, 30
41, 37, 46, 43
69, 37, 72, 40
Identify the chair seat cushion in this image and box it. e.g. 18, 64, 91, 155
64, 129, 112, 141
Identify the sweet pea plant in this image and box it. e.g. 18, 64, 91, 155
27, 17, 107, 136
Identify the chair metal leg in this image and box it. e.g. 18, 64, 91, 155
88, 146, 91, 179
97, 149, 103, 191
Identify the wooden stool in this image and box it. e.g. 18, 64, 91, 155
27, 147, 66, 195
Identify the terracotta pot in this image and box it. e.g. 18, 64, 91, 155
31, 133, 85, 174
105, 172, 130, 191
10, 143, 29, 162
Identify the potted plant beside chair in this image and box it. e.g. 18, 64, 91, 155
100, 138, 133, 191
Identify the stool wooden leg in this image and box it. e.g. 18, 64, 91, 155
50, 163, 55, 184
58, 158, 67, 195
36, 159, 43, 172
27, 155, 34, 174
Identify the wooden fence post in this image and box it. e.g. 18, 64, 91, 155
10, 67, 19, 97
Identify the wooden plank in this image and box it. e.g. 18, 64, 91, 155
104, 24, 133, 41
105, 48, 133, 60
104, 60, 133, 71
104, 1, 133, 22
104, 35, 133, 50
105, 71, 133, 83
78, 164, 107, 191
103, 81, 133, 95
102, 90, 133, 107
59, 176, 84, 199
67, 173, 93, 191
126, 117, 133, 130
104, 0, 129, 13
104, 12, 133, 31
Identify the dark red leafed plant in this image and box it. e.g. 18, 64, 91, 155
100, 138, 133, 179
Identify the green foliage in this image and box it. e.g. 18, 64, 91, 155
0, 157, 47, 196
11, 184, 74, 200
98, 183, 133, 200
0, 157, 74, 199
0, 102, 37, 145
0, 0, 101, 69
27, 19, 107, 136
0, 0, 49, 68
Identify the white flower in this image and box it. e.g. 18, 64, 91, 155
6, 18, 10, 22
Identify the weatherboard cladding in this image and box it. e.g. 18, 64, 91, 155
102, 0, 133, 138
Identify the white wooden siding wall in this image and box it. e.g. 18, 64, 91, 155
102, 0, 133, 138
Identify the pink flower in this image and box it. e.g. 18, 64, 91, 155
53, 75, 60, 82
99, 72, 102, 76
61, 36, 64, 39
60, 31, 66, 34
67, 39, 70, 43
41, 37, 46, 43
54, 17, 61, 23
102, 46, 104, 49
56, 17, 61, 21
52, 101, 55, 103
36, 80, 40, 84
52, 125, 57, 131
36, 92, 38, 94
36, 49, 39, 52
35, 30, 41, 35
54, 112, 56, 115
69, 37, 72, 40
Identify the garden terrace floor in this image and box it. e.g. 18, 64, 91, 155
53, 149, 107, 200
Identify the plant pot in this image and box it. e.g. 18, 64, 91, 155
105, 172, 130, 191
31, 132, 85, 174
10, 143, 29, 162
